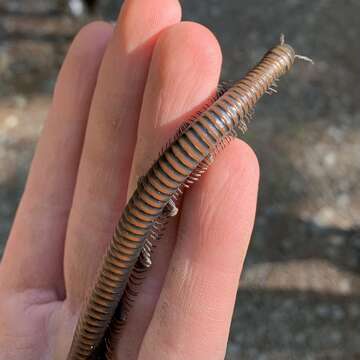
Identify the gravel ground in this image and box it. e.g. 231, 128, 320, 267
0, 1, 359, 358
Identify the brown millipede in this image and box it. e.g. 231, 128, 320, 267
67, 37, 311, 360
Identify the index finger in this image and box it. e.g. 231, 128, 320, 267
140, 140, 259, 359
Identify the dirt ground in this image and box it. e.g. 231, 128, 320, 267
1, 1, 360, 358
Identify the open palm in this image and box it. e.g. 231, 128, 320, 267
0, 1, 259, 359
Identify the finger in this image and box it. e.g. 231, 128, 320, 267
140, 140, 260, 359
0, 22, 113, 297
115, 22, 222, 359
64, 0, 181, 307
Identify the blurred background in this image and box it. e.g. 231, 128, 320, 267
0, 0, 359, 358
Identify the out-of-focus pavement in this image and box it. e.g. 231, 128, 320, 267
1, 1, 360, 358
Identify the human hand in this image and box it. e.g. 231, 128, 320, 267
0, 1, 259, 359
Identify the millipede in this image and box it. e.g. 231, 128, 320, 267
66, 36, 312, 360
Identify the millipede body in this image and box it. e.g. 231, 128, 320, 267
67, 39, 303, 360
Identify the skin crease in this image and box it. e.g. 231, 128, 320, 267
0, 1, 259, 359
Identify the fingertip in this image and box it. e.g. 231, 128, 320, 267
221, 139, 260, 186
195, 138, 260, 204
117, 0, 182, 51
154, 21, 222, 84
54, 21, 113, 99
215, 139, 260, 239
69, 21, 113, 60
144, 21, 223, 128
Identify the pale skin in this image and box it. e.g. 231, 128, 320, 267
0, 1, 259, 359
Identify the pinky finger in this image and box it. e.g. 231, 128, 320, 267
0, 22, 113, 298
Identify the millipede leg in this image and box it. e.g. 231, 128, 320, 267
164, 199, 178, 217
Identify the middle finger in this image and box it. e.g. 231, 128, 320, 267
115, 21, 222, 359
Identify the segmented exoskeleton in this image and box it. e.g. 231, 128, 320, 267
67, 38, 310, 360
